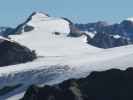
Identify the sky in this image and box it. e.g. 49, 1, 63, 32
0, 0, 133, 27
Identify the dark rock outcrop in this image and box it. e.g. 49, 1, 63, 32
21, 67, 133, 100
75, 21, 108, 33
76, 20, 133, 48
0, 27, 14, 37
61, 17, 82, 37
120, 20, 133, 34
89, 32, 131, 48
0, 38, 36, 67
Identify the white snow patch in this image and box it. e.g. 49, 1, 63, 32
113, 35, 121, 39
84, 31, 95, 38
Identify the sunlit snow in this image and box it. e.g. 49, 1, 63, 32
1, 12, 133, 100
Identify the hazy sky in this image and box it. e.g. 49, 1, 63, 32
0, 0, 133, 27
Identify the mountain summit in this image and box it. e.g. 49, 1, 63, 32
10, 12, 95, 56
13, 12, 71, 35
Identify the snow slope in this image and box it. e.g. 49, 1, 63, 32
1, 44, 133, 100
1, 12, 133, 99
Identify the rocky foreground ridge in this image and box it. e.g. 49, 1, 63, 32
0, 37, 36, 67
21, 67, 133, 100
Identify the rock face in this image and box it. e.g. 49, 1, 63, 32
75, 21, 109, 33
89, 33, 130, 48
121, 20, 133, 33
76, 20, 133, 48
62, 17, 82, 37
0, 38, 36, 67
0, 27, 14, 37
21, 67, 133, 100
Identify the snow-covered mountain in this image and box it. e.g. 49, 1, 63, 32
0, 12, 133, 100
9, 12, 92, 57
12, 12, 81, 37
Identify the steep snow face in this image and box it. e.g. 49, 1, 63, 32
0, 36, 36, 67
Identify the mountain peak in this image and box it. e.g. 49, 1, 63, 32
125, 17, 133, 22
26, 11, 50, 24
29, 11, 50, 19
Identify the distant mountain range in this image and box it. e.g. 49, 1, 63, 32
76, 19, 133, 48
0, 12, 133, 67
1, 16, 133, 48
